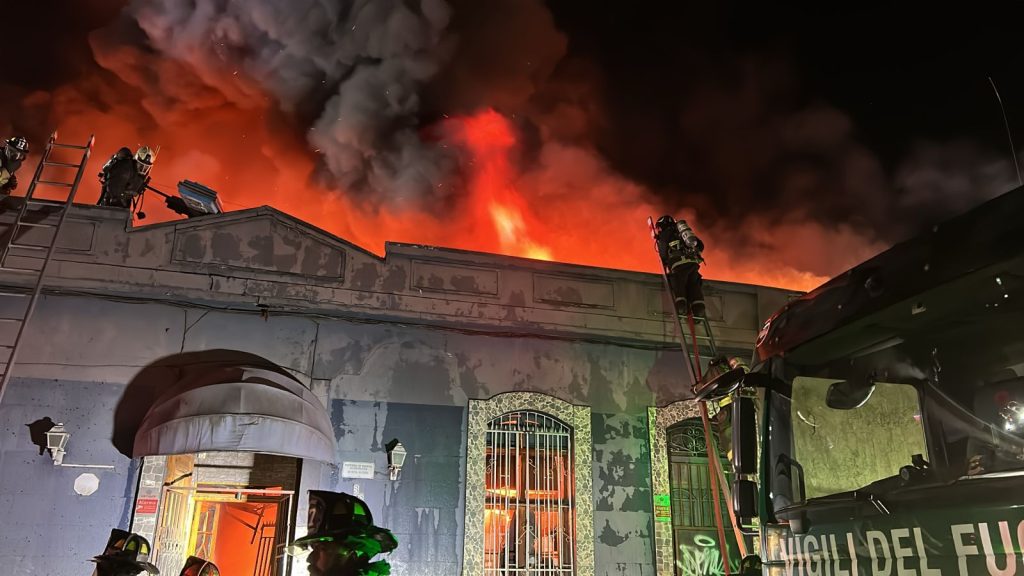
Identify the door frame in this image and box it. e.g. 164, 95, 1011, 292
157, 485, 296, 576
667, 420, 734, 575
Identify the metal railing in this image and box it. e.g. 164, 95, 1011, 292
485, 410, 575, 575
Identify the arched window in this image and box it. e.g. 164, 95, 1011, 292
463, 392, 593, 576
485, 411, 574, 574
667, 419, 728, 530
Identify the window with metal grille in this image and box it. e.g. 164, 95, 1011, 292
484, 410, 575, 575
667, 420, 730, 529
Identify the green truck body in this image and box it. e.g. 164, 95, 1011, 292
733, 185, 1024, 575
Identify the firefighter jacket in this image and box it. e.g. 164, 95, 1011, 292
323, 560, 391, 576
0, 151, 23, 193
99, 148, 149, 208
655, 226, 702, 270
359, 562, 391, 576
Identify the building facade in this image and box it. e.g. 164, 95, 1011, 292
0, 203, 797, 576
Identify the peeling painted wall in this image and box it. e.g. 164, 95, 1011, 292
592, 413, 655, 576
0, 378, 136, 575
0, 205, 796, 575
0, 297, 680, 575
313, 319, 684, 412
322, 400, 466, 576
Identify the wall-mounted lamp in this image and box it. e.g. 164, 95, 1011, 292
46, 423, 70, 466
386, 439, 407, 481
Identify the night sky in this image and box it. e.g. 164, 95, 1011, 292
4, 1, 1024, 288
544, 3, 1024, 225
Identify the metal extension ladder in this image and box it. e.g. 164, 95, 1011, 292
646, 216, 747, 571
663, 289, 720, 385
679, 310, 719, 378
0, 131, 95, 405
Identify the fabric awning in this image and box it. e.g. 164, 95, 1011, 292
133, 365, 336, 462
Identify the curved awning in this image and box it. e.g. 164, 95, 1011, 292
133, 366, 336, 462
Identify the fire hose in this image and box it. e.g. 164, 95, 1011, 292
686, 315, 743, 574
648, 216, 749, 571
135, 185, 200, 219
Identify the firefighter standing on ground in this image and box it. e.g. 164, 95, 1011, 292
288, 490, 398, 576
654, 214, 707, 319
98, 146, 155, 208
0, 136, 29, 195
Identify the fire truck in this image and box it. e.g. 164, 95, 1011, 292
697, 184, 1024, 574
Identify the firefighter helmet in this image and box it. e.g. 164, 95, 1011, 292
655, 215, 675, 233
179, 555, 220, 576
288, 490, 398, 555
4, 136, 28, 162
135, 146, 156, 176
91, 529, 159, 574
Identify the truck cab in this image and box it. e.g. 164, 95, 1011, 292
726, 185, 1024, 574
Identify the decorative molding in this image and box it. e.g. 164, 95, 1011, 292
647, 286, 674, 318
411, 260, 499, 296
533, 274, 615, 309
171, 215, 346, 280
463, 392, 593, 576
648, 400, 720, 576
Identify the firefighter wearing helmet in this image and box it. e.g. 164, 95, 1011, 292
178, 556, 220, 576
0, 136, 29, 195
89, 528, 159, 576
98, 145, 156, 208
288, 490, 398, 576
654, 214, 707, 319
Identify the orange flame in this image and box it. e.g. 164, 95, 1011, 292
488, 203, 553, 260
447, 109, 554, 261
29, 45, 875, 292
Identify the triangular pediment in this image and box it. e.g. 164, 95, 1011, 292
168, 207, 377, 280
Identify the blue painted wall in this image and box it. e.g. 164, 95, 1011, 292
0, 378, 136, 575
0, 298, 689, 575
324, 400, 467, 576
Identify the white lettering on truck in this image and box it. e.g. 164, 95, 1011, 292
979, 522, 1017, 576
951, 523, 978, 576
773, 521, 1024, 576
892, 528, 915, 576
867, 530, 892, 576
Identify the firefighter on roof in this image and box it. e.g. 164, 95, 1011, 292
0, 136, 29, 195
654, 214, 707, 319
98, 146, 155, 208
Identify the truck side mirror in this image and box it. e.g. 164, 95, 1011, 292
732, 394, 758, 524
732, 395, 757, 476
733, 479, 757, 521
826, 378, 875, 410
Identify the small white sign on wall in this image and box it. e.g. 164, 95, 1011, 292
342, 461, 375, 479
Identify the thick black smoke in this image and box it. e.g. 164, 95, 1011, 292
116, 0, 460, 202
538, 2, 1024, 241
4, 1, 1024, 283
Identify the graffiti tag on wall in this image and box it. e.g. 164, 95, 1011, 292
676, 533, 740, 576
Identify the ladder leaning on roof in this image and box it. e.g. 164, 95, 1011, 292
0, 131, 95, 406
646, 215, 748, 574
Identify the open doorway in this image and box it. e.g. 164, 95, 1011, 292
139, 452, 301, 576
177, 486, 292, 575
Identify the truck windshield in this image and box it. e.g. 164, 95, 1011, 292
766, 268, 1024, 514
